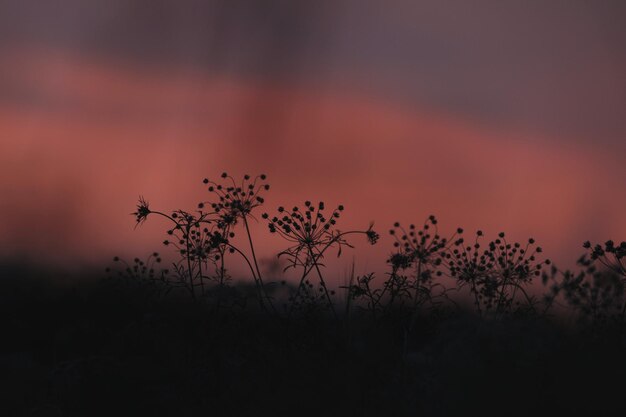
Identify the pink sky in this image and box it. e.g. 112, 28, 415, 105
1, 46, 624, 284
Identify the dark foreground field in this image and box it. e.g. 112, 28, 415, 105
2, 263, 626, 417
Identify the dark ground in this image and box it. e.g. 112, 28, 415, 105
2, 262, 626, 417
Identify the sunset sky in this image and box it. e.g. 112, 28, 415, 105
0, 1, 625, 282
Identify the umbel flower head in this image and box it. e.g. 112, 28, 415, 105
387, 215, 450, 269
264, 201, 343, 247
441, 230, 550, 282
201, 172, 270, 227
263, 201, 376, 269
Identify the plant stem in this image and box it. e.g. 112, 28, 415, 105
309, 246, 337, 319
243, 215, 275, 313
185, 233, 196, 300
225, 242, 272, 313
198, 255, 205, 297
288, 261, 317, 318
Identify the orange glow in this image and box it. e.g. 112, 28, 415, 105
1, 46, 625, 281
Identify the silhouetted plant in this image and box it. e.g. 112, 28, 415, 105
131, 173, 275, 312
125, 171, 626, 328
388, 216, 452, 311
105, 252, 172, 297
439, 230, 551, 318
545, 240, 626, 329
344, 272, 385, 318
133, 196, 223, 298
584, 239, 626, 278
201, 172, 274, 311
263, 201, 378, 318
344, 218, 551, 320
346, 216, 453, 319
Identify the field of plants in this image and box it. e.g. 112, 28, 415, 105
2, 173, 625, 416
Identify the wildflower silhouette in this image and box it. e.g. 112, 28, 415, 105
346, 217, 551, 320
126, 171, 625, 327
106, 252, 172, 297
201, 172, 274, 311
133, 196, 151, 227
544, 240, 626, 328
439, 230, 551, 317
263, 201, 378, 317
131, 173, 274, 311
347, 216, 455, 318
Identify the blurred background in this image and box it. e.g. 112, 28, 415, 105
0, 0, 625, 282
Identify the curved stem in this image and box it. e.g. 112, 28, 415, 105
225, 243, 258, 283
224, 242, 273, 313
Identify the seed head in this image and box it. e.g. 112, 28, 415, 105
133, 196, 151, 226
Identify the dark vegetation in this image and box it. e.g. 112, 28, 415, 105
2, 173, 626, 416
